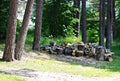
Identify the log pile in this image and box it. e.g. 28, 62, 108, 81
40, 41, 114, 61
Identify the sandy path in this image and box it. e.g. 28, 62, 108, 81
1, 68, 120, 81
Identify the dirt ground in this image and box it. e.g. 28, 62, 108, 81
1, 68, 120, 81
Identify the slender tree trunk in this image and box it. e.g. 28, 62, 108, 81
111, 0, 115, 41
106, 0, 112, 49
99, 0, 105, 46
81, 0, 87, 43
2, 0, 18, 62
73, 0, 80, 37
15, 0, 34, 60
113, 0, 116, 38
32, 0, 43, 51
110, 0, 114, 43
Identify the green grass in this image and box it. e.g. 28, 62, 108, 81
0, 74, 25, 81
0, 38, 120, 79
40, 36, 82, 45
0, 54, 120, 77
111, 40, 120, 56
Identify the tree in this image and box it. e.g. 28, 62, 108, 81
111, 0, 116, 39
15, 0, 34, 60
81, 0, 87, 43
32, 0, 43, 51
106, 0, 112, 49
2, 0, 18, 62
99, 0, 105, 46
73, 0, 80, 37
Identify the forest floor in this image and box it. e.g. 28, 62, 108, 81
0, 51, 120, 81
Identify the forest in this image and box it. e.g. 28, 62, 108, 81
0, 0, 120, 81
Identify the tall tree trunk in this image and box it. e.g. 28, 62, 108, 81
32, 0, 43, 51
99, 0, 105, 46
2, 0, 18, 62
106, 0, 112, 49
111, 0, 116, 39
110, 0, 114, 43
73, 0, 80, 37
15, 0, 34, 60
81, 0, 87, 43
113, 0, 116, 38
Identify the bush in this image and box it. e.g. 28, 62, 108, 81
87, 29, 99, 43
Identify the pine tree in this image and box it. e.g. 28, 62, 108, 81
99, 0, 105, 46
15, 0, 34, 60
81, 0, 87, 43
73, 0, 80, 37
32, 0, 43, 51
106, 0, 112, 49
2, 0, 18, 62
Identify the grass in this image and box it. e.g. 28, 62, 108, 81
111, 40, 120, 56
41, 36, 82, 44
0, 37, 120, 80
0, 74, 25, 81
0, 54, 120, 77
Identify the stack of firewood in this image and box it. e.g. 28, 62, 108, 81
40, 41, 114, 61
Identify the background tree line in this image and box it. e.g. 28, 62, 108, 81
0, 0, 120, 61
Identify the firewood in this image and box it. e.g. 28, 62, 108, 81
77, 44, 85, 51
72, 49, 76, 56
104, 52, 114, 61
108, 57, 113, 62
50, 41, 56, 46
63, 47, 73, 55
56, 47, 63, 54
84, 44, 90, 56
63, 42, 68, 47
75, 51, 83, 57
95, 46, 105, 61
40, 41, 113, 62
40, 46, 46, 51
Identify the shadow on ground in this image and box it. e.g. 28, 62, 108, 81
43, 53, 120, 73
0, 68, 38, 78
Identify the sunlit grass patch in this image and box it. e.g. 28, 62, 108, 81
0, 74, 25, 81
0, 54, 120, 77
40, 36, 82, 45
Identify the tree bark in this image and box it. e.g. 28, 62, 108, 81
32, 0, 43, 51
99, 0, 105, 46
112, 0, 116, 38
111, 0, 115, 39
2, 0, 18, 62
106, 0, 112, 49
15, 0, 34, 60
81, 0, 87, 43
73, 0, 80, 37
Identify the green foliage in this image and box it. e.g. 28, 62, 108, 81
38, 0, 77, 37
85, 7, 99, 43
16, 19, 22, 39
115, 1, 120, 40
0, 0, 10, 40
88, 0, 99, 14
40, 36, 82, 45
87, 29, 99, 43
